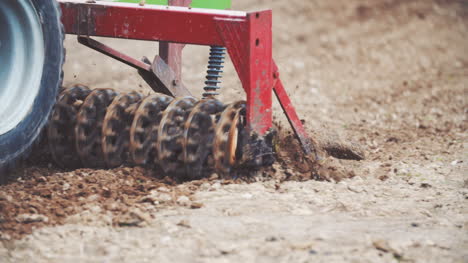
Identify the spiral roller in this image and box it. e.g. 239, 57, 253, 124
47, 84, 248, 179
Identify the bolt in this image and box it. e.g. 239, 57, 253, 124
172, 79, 179, 86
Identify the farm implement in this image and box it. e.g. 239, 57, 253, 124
0, 0, 317, 180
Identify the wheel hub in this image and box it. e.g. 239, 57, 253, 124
0, 0, 44, 135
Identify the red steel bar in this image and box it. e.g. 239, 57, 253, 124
59, 0, 246, 45
272, 63, 315, 155
78, 36, 152, 72
158, 0, 192, 80
215, 11, 273, 134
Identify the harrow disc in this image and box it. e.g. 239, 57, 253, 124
75, 89, 118, 168
47, 84, 91, 168
102, 92, 144, 168
182, 99, 225, 179
129, 94, 173, 166
156, 97, 197, 175
213, 101, 246, 174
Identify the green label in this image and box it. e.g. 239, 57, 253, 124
115, 0, 231, 9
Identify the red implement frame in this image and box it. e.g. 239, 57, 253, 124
58, 0, 316, 156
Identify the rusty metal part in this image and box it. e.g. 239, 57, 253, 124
47, 86, 272, 177
47, 84, 91, 168
145, 55, 193, 97
156, 97, 197, 175
102, 92, 144, 168
77, 36, 191, 97
182, 99, 225, 179
213, 101, 246, 174
228, 110, 242, 166
75, 88, 118, 168
129, 93, 174, 166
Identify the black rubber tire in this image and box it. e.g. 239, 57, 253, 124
0, 0, 64, 182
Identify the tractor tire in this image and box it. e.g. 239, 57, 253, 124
0, 0, 64, 182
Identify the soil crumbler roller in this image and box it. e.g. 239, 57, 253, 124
48, 84, 259, 179
0, 0, 317, 180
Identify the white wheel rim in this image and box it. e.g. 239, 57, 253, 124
0, 0, 45, 135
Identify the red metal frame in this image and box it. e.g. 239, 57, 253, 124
158, 0, 192, 82
58, 0, 316, 156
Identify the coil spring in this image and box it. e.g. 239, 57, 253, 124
203, 46, 226, 98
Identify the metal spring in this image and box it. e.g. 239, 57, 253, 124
203, 46, 226, 98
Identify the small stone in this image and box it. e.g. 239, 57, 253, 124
157, 186, 170, 193
200, 183, 211, 191
293, 60, 305, 69
177, 219, 191, 228
373, 239, 392, 253
87, 194, 100, 202
117, 216, 142, 227
107, 202, 120, 211
0, 233, 11, 241
190, 202, 203, 209
0, 193, 12, 202
117, 209, 151, 227
88, 205, 101, 214
62, 183, 70, 191
372, 239, 402, 258
160, 236, 171, 243
420, 183, 432, 188
16, 214, 49, 223
347, 185, 363, 193
241, 193, 253, 199
217, 243, 236, 255
101, 187, 112, 198
158, 193, 173, 203
290, 241, 315, 250
131, 208, 152, 223
211, 182, 221, 190
209, 173, 219, 180
37, 176, 47, 183
139, 195, 158, 204
176, 196, 190, 206
420, 209, 432, 217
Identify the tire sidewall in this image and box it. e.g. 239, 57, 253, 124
0, 0, 63, 168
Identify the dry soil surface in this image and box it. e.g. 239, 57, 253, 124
1, 0, 467, 262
